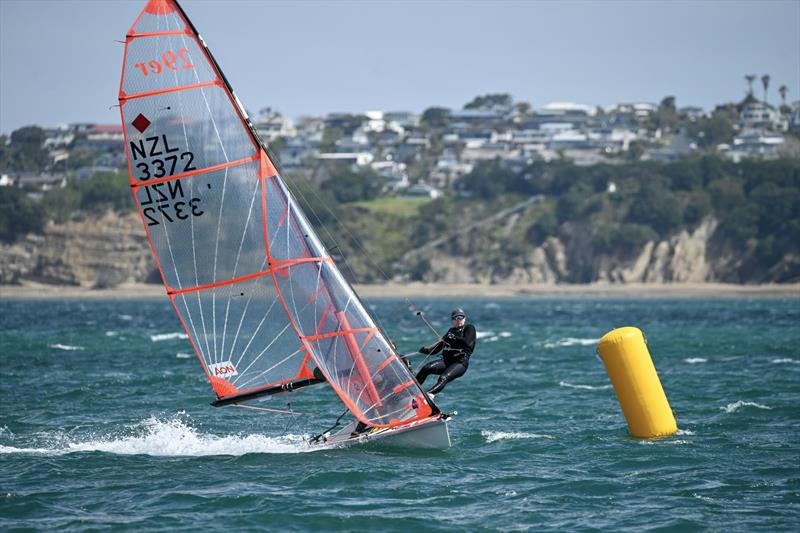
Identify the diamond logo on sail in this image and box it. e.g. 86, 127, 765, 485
131, 113, 151, 133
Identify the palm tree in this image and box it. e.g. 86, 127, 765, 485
745, 74, 756, 95
761, 74, 770, 103
779, 85, 788, 107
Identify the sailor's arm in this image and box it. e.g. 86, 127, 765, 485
419, 338, 445, 355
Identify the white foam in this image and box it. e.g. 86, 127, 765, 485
476, 331, 495, 339
0, 416, 315, 457
721, 401, 772, 413
544, 337, 599, 348
150, 332, 189, 342
105, 331, 119, 337
559, 381, 611, 390
176, 352, 192, 359
676, 429, 696, 436
771, 358, 799, 364
482, 430, 554, 443
118, 314, 133, 321
499, 332, 513, 338
684, 358, 707, 364
49, 344, 84, 351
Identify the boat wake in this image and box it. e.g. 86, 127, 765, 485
150, 332, 189, 342
482, 430, 555, 443
721, 400, 772, 413
544, 337, 599, 348
0, 416, 315, 457
49, 343, 84, 351
559, 381, 611, 390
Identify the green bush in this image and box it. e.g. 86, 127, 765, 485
0, 187, 44, 243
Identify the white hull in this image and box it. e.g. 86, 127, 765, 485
319, 415, 451, 450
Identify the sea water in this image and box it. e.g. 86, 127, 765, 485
1, 297, 798, 531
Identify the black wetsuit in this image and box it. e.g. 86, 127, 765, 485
416, 323, 476, 394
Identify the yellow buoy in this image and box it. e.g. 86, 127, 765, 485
597, 327, 677, 438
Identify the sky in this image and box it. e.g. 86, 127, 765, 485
0, 0, 798, 134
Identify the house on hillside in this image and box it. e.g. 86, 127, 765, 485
739, 101, 788, 132
404, 183, 442, 199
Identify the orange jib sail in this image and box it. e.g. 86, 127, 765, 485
119, 0, 433, 428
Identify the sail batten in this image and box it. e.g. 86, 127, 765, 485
121, 0, 435, 428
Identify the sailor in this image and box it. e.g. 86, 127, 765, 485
416, 308, 476, 396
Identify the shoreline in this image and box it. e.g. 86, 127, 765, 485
1, 282, 798, 300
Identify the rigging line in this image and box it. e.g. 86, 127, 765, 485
177, 292, 206, 365
236, 347, 304, 389
232, 318, 293, 384
225, 263, 262, 364
405, 298, 442, 338
231, 291, 278, 369
279, 392, 301, 436
165, 34, 209, 363
288, 179, 366, 299
210, 166, 230, 364
274, 173, 394, 348
180, 32, 230, 164
308, 409, 349, 444
220, 176, 261, 362
232, 404, 302, 415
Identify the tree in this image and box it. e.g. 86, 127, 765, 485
688, 111, 735, 148
420, 107, 451, 129
778, 85, 789, 112
320, 168, 383, 203
463, 93, 513, 110
745, 74, 756, 96
1, 126, 50, 172
0, 186, 44, 242
761, 74, 770, 103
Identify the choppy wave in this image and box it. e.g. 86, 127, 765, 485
175, 352, 192, 359
150, 332, 189, 342
559, 381, 611, 390
476, 331, 495, 339
684, 358, 707, 364
544, 337, 599, 348
49, 344, 84, 351
0, 417, 313, 457
482, 430, 554, 443
771, 358, 799, 364
721, 401, 772, 413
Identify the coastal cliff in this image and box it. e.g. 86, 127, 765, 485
423, 216, 799, 284
1, 209, 798, 288
0, 211, 154, 287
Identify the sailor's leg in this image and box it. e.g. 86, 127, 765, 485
415, 359, 446, 385
427, 362, 468, 395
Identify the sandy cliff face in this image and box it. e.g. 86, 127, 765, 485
2, 212, 796, 287
425, 216, 797, 284
595, 218, 719, 283
0, 211, 155, 287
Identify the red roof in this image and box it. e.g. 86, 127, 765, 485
90, 124, 123, 133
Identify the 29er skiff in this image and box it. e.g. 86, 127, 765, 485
118, 0, 450, 450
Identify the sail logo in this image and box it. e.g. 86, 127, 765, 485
209, 361, 238, 378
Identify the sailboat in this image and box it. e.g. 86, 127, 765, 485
118, 0, 450, 449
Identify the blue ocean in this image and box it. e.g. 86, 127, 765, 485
1, 296, 798, 531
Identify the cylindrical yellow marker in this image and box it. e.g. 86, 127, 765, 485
597, 327, 677, 438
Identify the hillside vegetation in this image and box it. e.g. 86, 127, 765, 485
2, 156, 799, 284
